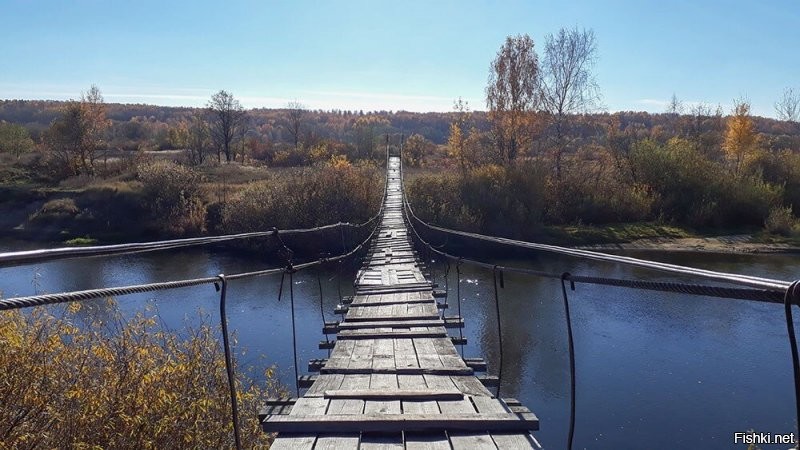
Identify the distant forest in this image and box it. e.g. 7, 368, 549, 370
2, 99, 799, 156
2, 31, 800, 243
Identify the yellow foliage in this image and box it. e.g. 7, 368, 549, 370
0, 304, 283, 449
328, 153, 352, 170
723, 100, 759, 176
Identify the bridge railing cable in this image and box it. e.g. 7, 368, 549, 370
0, 163, 389, 268
0, 214, 382, 268
398, 153, 800, 449
0, 212, 381, 450
401, 188, 789, 292
0, 157, 393, 449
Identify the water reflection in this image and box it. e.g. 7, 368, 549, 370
2, 244, 799, 449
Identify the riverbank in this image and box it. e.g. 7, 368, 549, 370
577, 234, 800, 254
545, 222, 800, 254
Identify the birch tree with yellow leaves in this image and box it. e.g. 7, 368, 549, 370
723, 99, 759, 176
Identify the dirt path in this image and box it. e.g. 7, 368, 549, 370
578, 234, 800, 254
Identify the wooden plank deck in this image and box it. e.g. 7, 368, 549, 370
263, 156, 540, 449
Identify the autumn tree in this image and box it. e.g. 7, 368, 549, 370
44, 85, 109, 175
81, 85, 109, 170
208, 90, 247, 163
286, 101, 305, 150
666, 93, 684, 114
185, 113, 211, 165
352, 115, 389, 160
775, 87, 800, 122
0, 122, 34, 158
539, 27, 600, 179
486, 34, 539, 163
447, 98, 472, 173
403, 133, 435, 167
169, 116, 212, 166
168, 121, 189, 150
606, 114, 637, 183
723, 98, 759, 176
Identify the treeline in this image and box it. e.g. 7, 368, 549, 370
407, 31, 800, 240
0, 87, 385, 243
2, 98, 799, 152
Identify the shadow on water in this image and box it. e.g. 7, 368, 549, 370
2, 242, 799, 449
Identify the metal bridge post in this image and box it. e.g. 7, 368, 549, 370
216, 274, 242, 450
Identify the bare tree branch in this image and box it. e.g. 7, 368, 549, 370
207, 90, 247, 163
775, 87, 800, 122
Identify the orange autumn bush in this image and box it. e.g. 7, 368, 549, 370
0, 301, 283, 449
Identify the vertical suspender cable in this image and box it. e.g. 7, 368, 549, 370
216, 274, 242, 450
318, 270, 331, 357
784, 280, 800, 443
492, 266, 504, 398
561, 273, 577, 450
456, 259, 465, 357
442, 259, 451, 320
288, 266, 300, 397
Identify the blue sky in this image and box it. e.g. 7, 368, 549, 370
1, 0, 798, 116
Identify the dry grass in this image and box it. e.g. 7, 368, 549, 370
0, 301, 282, 449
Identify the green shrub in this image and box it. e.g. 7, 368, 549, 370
221, 158, 381, 233
631, 138, 781, 228
407, 161, 548, 238
137, 161, 206, 236
28, 198, 81, 223
764, 205, 798, 236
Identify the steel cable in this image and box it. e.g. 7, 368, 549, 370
216, 275, 242, 450
0, 215, 380, 312
561, 273, 577, 450
402, 192, 790, 291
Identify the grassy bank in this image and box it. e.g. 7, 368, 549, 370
0, 156, 383, 248
539, 222, 695, 246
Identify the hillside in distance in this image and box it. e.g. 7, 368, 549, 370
2, 99, 799, 154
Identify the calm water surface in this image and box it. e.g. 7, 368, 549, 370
1, 242, 798, 449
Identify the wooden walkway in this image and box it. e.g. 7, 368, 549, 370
262, 156, 540, 449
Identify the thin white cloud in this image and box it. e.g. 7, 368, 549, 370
637, 98, 670, 108
0, 83, 483, 112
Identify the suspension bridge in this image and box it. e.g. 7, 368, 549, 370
1, 150, 799, 449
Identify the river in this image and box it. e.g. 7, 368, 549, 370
1, 242, 797, 449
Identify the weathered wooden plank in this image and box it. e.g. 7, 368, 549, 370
347, 339, 374, 370
449, 376, 493, 397
401, 399, 440, 415
471, 396, 509, 414
289, 397, 328, 416
323, 390, 463, 400
336, 329, 448, 340
348, 298, 436, 307
365, 373, 401, 415
449, 433, 499, 450
423, 374, 458, 391
363, 399, 401, 415
360, 434, 404, 450
336, 319, 446, 329
320, 367, 473, 375
404, 433, 451, 450
269, 434, 317, 449
396, 374, 426, 390
338, 373, 370, 390
313, 434, 361, 450
438, 395, 499, 450
325, 398, 364, 415
490, 433, 537, 449
262, 413, 539, 433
